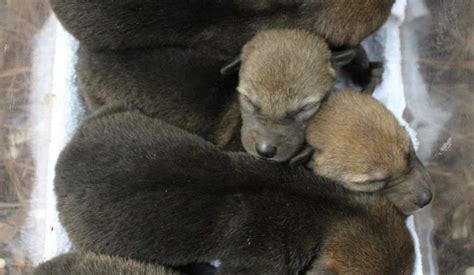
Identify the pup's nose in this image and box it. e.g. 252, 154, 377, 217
256, 143, 277, 158
415, 189, 432, 208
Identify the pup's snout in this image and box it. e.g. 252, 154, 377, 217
411, 160, 433, 208
256, 143, 277, 158
415, 187, 432, 208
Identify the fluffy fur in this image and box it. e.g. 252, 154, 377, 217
54, 107, 414, 274
305, 90, 432, 214
53, 0, 394, 150
51, 0, 395, 56
34, 252, 178, 275
77, 46, 239, 142
235, 29, 335, 161
47, 2, 412, 274
309, 90, 410, 182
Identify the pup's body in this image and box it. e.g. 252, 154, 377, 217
225, 30, 431, 213
51, 0, 395, 56
232, 29, 385, 161
303, 90, 432, 214
34, 252, 178, 275
77, 46, 239, 141
53, 1, 393, 151
76, 29, 343, 154
55, 108, 414, 274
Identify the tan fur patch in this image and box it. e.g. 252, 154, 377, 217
307, 89, 410, 184
239, 29, 335, 118
308, 0, 395, 46
306, 197, 414, 274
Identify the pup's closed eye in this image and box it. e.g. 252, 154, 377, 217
288, 102, 321, 121
240, 94, 261, 113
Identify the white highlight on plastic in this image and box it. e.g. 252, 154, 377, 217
43, 15, 77, 262
401, 1, 449, 274
26, 14, 78, 264
370, 1, 423, 274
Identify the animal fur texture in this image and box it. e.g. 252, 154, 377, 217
74, 29, 356, 154
52, 0, 394, 140
235, 29, 336, 161
34, 252, 178, 275
305, 90, 432, 214
46, 1, 414, 274
54, 106, 414, 274
221, 30, 430, 213
50, 0, 394, 57
76, 46, 238, 140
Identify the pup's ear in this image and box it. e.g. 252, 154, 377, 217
330, 49, 356, 69
220, 57, 241, 75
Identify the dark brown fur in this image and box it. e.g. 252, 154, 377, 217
34, 252, 178, 275
54, 107, 414, 274
50, 0, 394, 57
76, 46, 239, 141
52, 0, 393, 148
48, 2, 410, 273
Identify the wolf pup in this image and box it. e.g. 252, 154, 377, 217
230, 29, 344, 161
291, 90, 433, 214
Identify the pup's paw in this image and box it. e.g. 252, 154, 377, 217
289, 146, 315, 168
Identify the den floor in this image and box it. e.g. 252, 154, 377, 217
0, 0, 472, 274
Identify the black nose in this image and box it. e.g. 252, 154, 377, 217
256, 143, 277, 158
415, 189, 432, 208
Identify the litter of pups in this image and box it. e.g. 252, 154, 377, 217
34, 0, 433, 274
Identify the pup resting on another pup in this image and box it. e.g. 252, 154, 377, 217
228, 29, 432, 214
225, 29, 382, 162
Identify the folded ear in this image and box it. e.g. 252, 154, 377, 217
220, 57, 241, 75
330, 49, 356, 69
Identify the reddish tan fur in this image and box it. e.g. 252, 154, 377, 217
239, 29, 335, 115
234, 29, 336, 161
307, 90, 410, 185
233, 32, 431, 212
308, 0, 396, 46
234, 0, 395, 46
308, 199, 414, 275
233, 0, 394, 47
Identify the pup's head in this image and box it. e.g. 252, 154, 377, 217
225, 29, 354, 161
306, 90, 432, 214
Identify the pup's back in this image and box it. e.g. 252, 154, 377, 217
308, 197, 414, 275
34, 252, 178, 275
